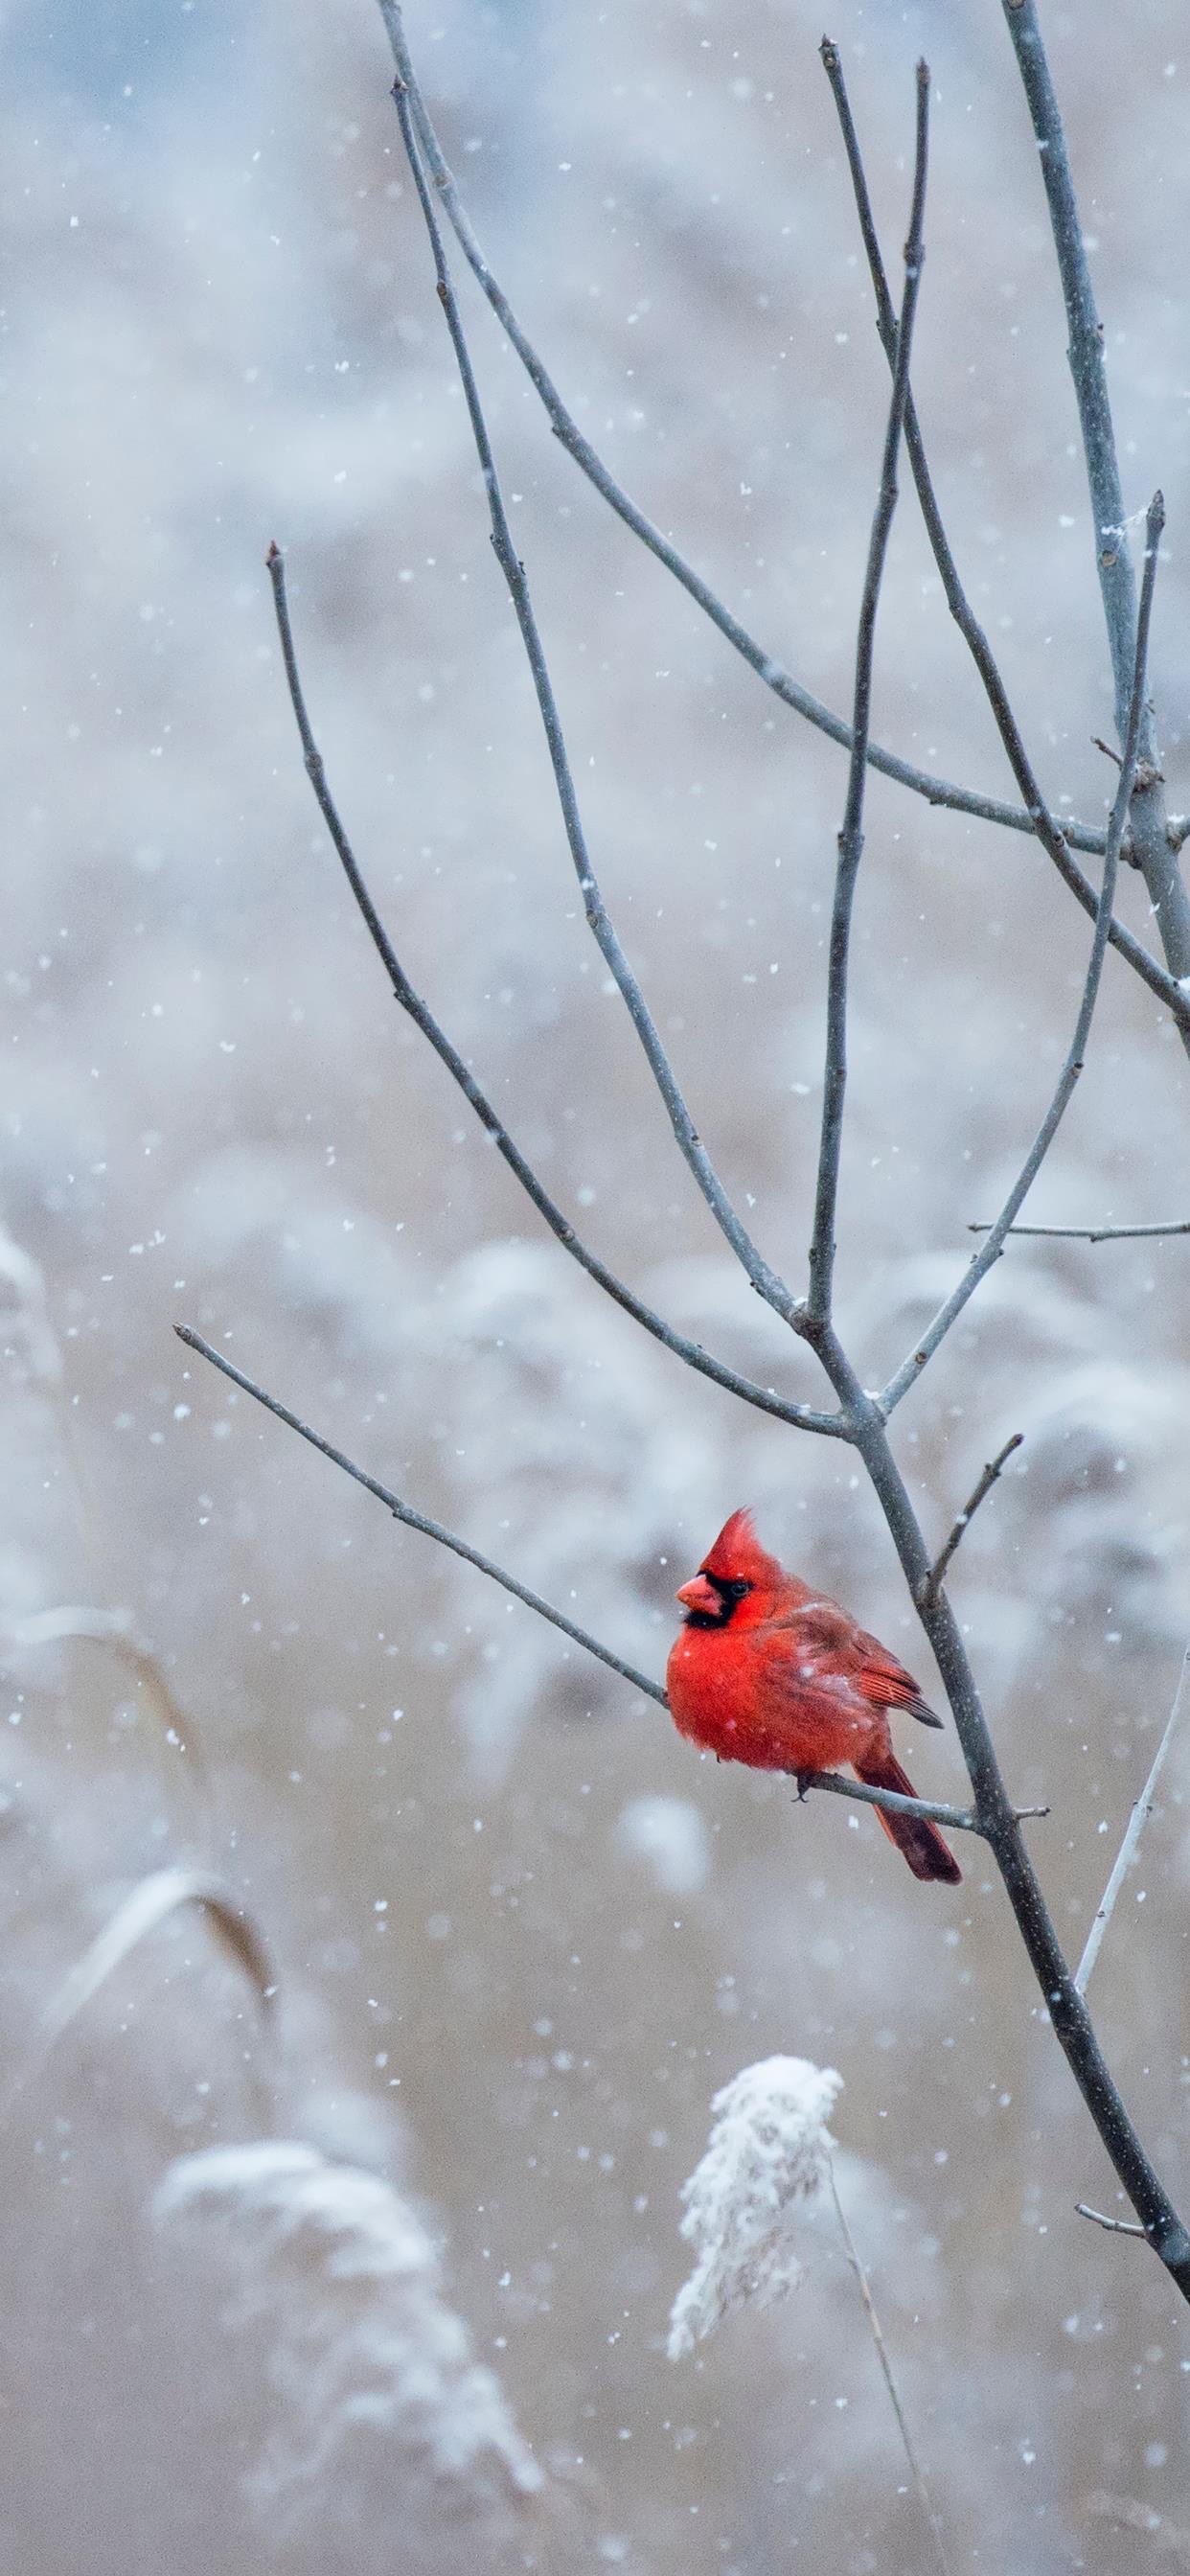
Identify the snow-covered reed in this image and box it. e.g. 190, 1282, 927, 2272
155, 2140, 542, 2542
668, 2056, 842, 2360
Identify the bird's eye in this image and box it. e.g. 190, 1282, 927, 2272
712, 1576, 753, 1614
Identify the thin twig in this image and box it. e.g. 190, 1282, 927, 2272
1075, 2202, 1146, 2240
1001, 0, 1190, 982
174, 1325, 665, 1705
806, 61, 930, 1327
828, 2161, 952, 2576
372, 12, 1128, 868
387, 63, 803, 1336
801, 1770, 1046, 1835
1075, 1649, 1190, 1996
263, 544, 844, 1440
917, 1435, 1023, 1607
818, 37, 1190, 1042
881, 493, 1165, 1415
968, 1218, 1190, 1244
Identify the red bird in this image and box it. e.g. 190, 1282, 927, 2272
666, 1509, 960, 1885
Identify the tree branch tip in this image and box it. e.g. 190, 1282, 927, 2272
175, 1320, 233, 1363
1075, 2200, 1146, 2239
265, 539, 282, 568
919, 1431, 1024, 1603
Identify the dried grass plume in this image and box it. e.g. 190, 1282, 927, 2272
154, 2140, 542, 2541
668, 2056, 842, 2360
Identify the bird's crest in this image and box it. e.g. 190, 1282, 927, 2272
699, 1508, 783, 1590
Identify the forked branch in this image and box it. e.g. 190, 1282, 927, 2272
881, 494, 1165, 1415
388, 64, 803, 1334
374, 5, 1126, 873
818, 37, 1190, 1045
263, 542, 843, 1439
217, 14, 1190, 2308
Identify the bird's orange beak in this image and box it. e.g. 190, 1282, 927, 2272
676, 1572, 720, 1616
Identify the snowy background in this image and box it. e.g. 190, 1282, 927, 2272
3, 0, 1190, 2567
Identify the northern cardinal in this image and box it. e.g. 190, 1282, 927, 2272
666, 1508, 960, 1885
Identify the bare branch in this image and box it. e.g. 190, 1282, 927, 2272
916, 1434, 1023, 1607
881, 493, 1165, 1416
806, 63, 930, 1328
174, 1325, 666, 1707
968, 1218, 1190, 1244
813, 1329, 1190, 2297
370, 7, 1122, 868
799, 1770, 1046, 1836
1075, 2202, 1146, 2240
818, 37, 1190, 1043
1074, 1649, 1190, 1997
1001, 0, 1190, 982
263, 543, 844, 1439
386, 68, 805, 1335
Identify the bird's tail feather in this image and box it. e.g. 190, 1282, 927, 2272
854, 1747, 962, 1885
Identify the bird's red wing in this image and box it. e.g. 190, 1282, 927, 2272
767, 1599, 945, 1729
769, 1598, 855, 1668
852, 1627, 943, 1728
